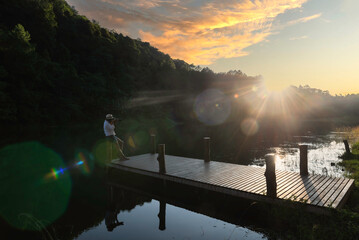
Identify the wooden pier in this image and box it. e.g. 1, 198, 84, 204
108, 153, 354, 214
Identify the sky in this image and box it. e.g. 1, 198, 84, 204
66, 0, 359, 95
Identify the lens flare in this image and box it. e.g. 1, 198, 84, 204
240, 118, 259, 136
44, 151, 93, 181
75, 151, 92, 175
128, 136, 136, 149
0, 142, 71, 230
45, 168, 59, 180
194, 89, 231, 126
92, 139, 111, 167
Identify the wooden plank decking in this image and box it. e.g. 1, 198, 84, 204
108, 153, 354, 213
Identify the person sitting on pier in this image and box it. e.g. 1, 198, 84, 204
104, 114, 129, 160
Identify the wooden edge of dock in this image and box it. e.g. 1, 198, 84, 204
336, 179, 355, 209
107, 162, 355, 215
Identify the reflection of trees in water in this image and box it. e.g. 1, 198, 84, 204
0, 168, 107, 240
106, 185, 152, 231
44, 169, 107, 240
13, 172, 152, 240
107, 185, 152, 213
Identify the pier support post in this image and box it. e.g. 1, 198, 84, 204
299, 145, 309, 176
158, 200, 166, 231
204, 137, 210, 162
343, 140, 351, 154
264, 154, 277, 198
157, 144, 166, 173
150, 135, 156, 154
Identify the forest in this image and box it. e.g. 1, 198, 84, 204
1, 0, 359, 127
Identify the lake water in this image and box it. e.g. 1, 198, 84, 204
250, 132, 348, 178
76, 193, 267, 240
0, 124, 353, 239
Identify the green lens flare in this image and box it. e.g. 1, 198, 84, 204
0, 141, 72, 230
92, 138, 112, 166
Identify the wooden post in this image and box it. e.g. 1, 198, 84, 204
109, 185, 114, 203
343, 140, 351, 153
299, 145, 309, 176
204, 137, 210, 162
157, 144, 166, 173
158, 200, 166, 231
150, 135, 156, 154
264, 154, 277, 198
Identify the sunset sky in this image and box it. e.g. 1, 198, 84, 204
66, 0, 359, 95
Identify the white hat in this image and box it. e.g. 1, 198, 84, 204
105, 114, 114, 120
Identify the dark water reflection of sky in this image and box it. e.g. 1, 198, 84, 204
76, 200, 266, 240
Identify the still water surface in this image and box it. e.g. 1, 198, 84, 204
0, 124, 351, 239
76, 197, 266, 240
250, 132, 348, 178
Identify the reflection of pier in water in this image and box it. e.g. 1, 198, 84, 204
107, 184, 167, 231
106, 182, 259, 232
108, 150, 354, 214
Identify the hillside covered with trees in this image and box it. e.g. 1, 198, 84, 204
0, 0, 358, 127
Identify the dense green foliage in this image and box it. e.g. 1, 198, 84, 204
352, 142, 359, 154
1, 0, 359, 128
0, 0, 220, 124
340, 139, 359, 183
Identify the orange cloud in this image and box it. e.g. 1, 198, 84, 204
67, 0, 310, 64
